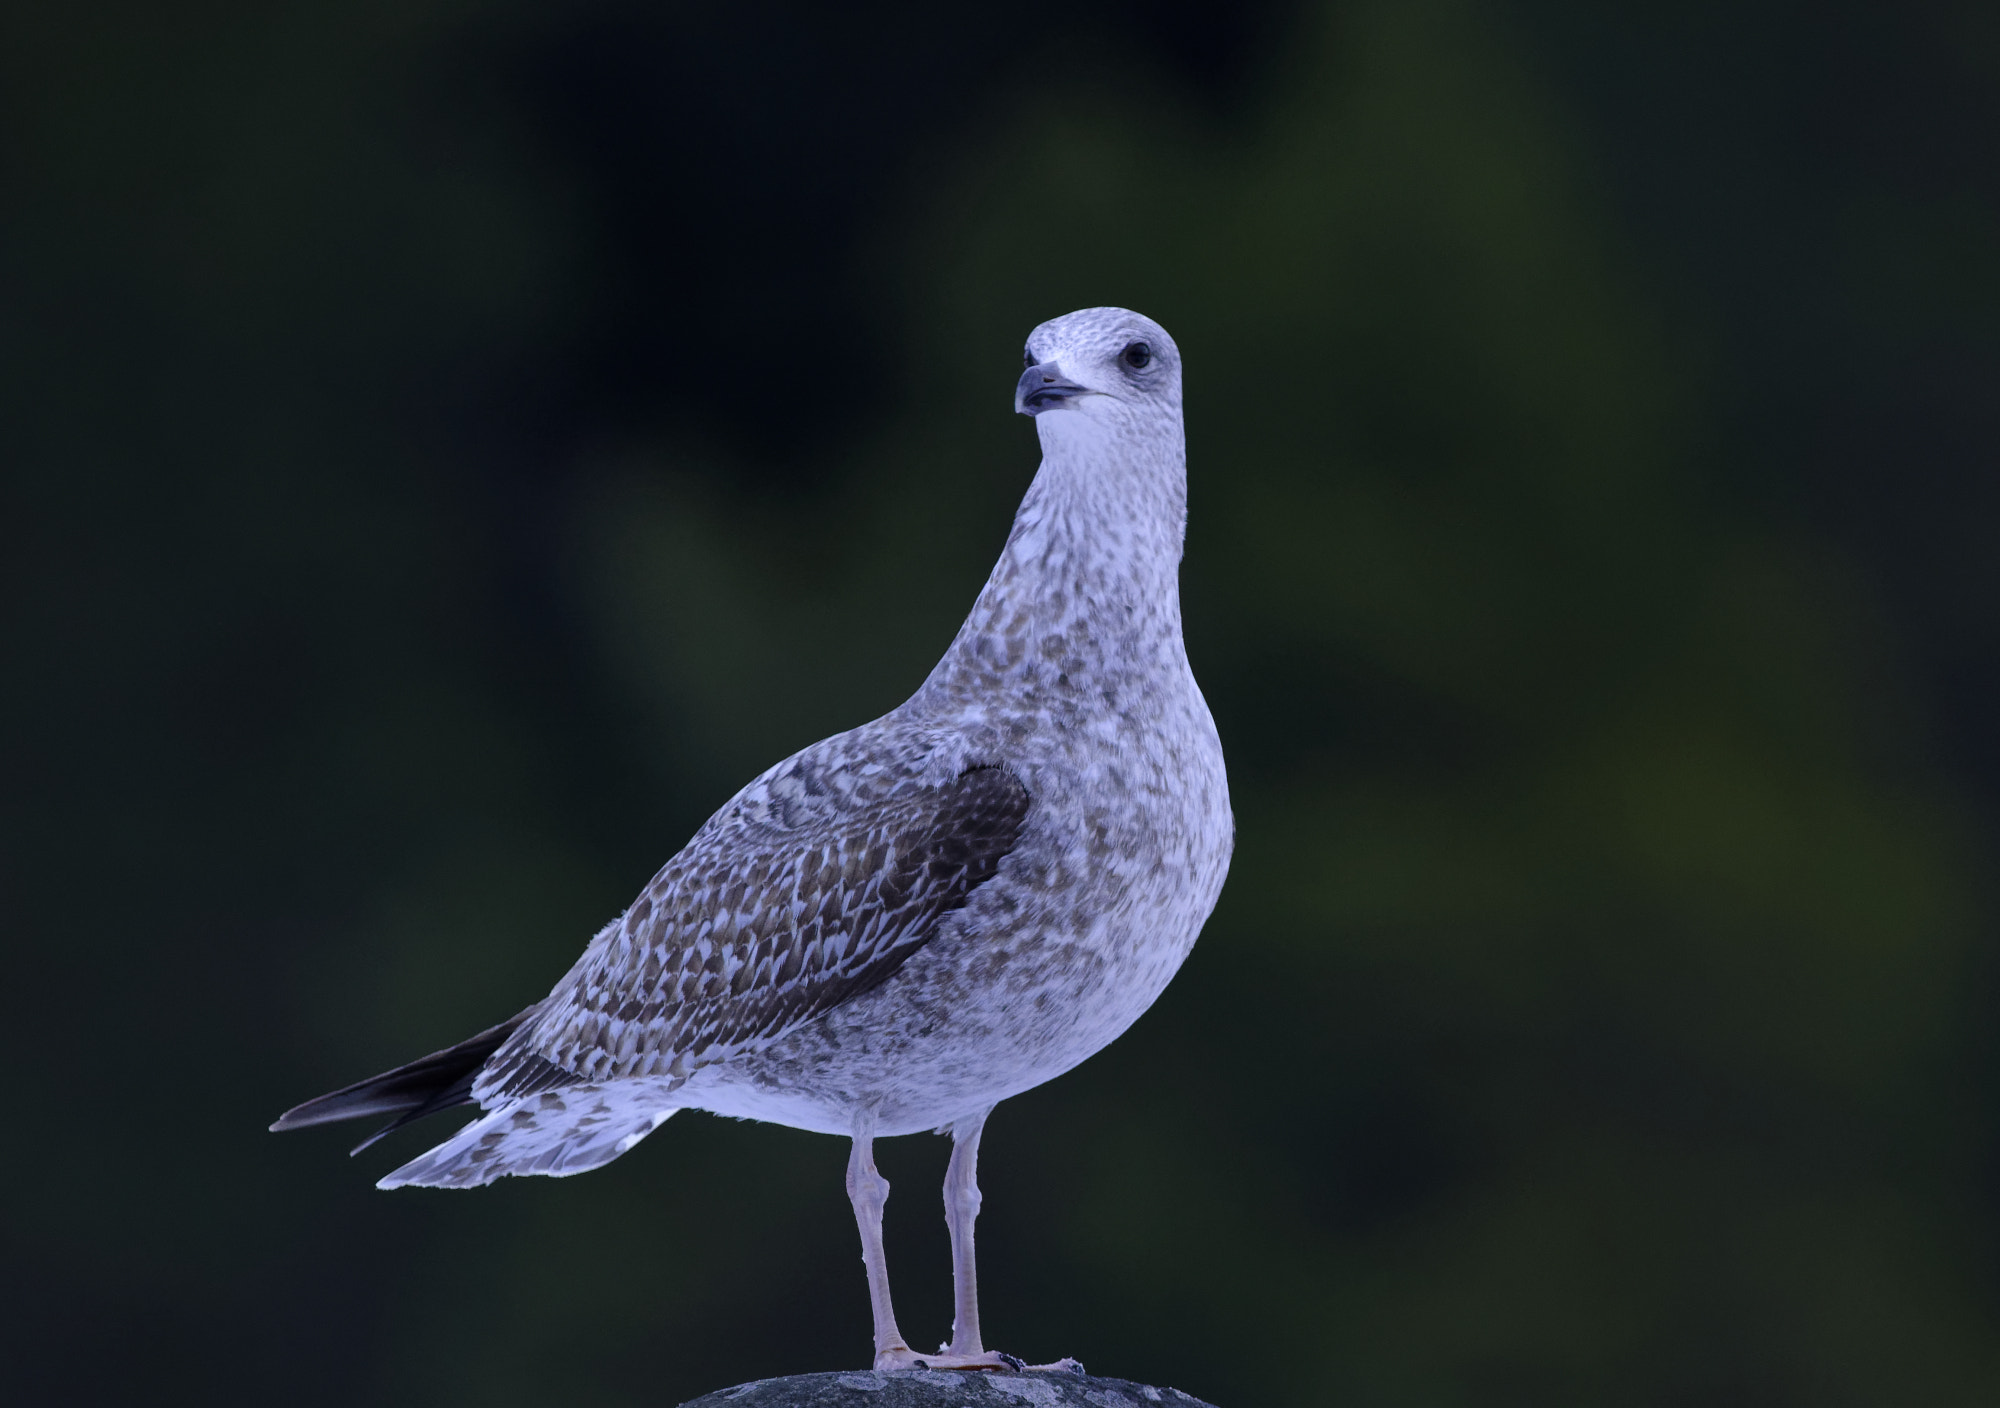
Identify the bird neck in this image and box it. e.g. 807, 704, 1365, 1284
916, 424, 1191, 711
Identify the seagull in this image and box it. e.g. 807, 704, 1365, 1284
273, 306, 1233, 1372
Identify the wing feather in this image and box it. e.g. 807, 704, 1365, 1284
475, 761, 1029, 1103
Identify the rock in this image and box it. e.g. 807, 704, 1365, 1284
677, 1368, 1218, 1408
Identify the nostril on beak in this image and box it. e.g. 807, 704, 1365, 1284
1016, 360, 1088, 415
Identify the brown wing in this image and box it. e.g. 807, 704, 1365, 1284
475, 763, 1030, 1102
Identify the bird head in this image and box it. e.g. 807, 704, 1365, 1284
1015, 308, 1183, 442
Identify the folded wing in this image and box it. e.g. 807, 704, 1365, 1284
477, 761, 1032, 1103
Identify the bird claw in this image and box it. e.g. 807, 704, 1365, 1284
1024, 1357, 1086, 1376
978, 1355, 1085, 1375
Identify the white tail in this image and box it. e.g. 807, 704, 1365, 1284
377, 1085, 680, 1189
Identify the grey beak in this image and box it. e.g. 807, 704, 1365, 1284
1016, 361, 1089, 415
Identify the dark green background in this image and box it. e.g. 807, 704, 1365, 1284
6, 3, 1998, 1404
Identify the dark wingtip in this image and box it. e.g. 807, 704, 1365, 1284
347, 1123, 398, 1157
267, 1006, 541, 1141
270, 1097, 361, 1133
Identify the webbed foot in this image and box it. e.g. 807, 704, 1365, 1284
1020, 1357, 1086, 1376
872, 1346, 1018, 1372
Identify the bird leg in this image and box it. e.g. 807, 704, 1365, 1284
846, 1109, 1019, 1372
943, 1107, 992, 1358
846, 1118, 913, 1369
941, 1109, 1084, 1376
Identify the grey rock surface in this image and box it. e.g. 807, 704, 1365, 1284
678, 1369, 1217, 1408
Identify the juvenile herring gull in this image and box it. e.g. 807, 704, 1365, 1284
273, 306, 1234, 1372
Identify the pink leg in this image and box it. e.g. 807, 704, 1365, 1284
937, 1107, 1081, 1376
845, 1116, 911, 1367
845, 1107, 1027, 1372
944, 1108, 991, 1357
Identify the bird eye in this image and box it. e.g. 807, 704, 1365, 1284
1121, 341, 1153, 370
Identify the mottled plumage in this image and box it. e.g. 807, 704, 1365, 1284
275, 307, 1231, 1370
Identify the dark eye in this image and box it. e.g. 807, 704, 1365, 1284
1121, 341, 1153, 370
1023, 348, 1036, 367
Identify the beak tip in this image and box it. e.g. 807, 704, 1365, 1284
1015, 360, 1088, 416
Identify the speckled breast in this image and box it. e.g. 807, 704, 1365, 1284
688, 680, 1232, 1138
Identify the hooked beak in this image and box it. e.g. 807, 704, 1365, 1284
1016, 360, 1090, 415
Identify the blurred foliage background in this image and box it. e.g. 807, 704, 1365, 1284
4, 2, 1999, 1404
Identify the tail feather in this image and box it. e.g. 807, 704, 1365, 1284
270, 1007, 541, 1152
377, 1084, 681, 1189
